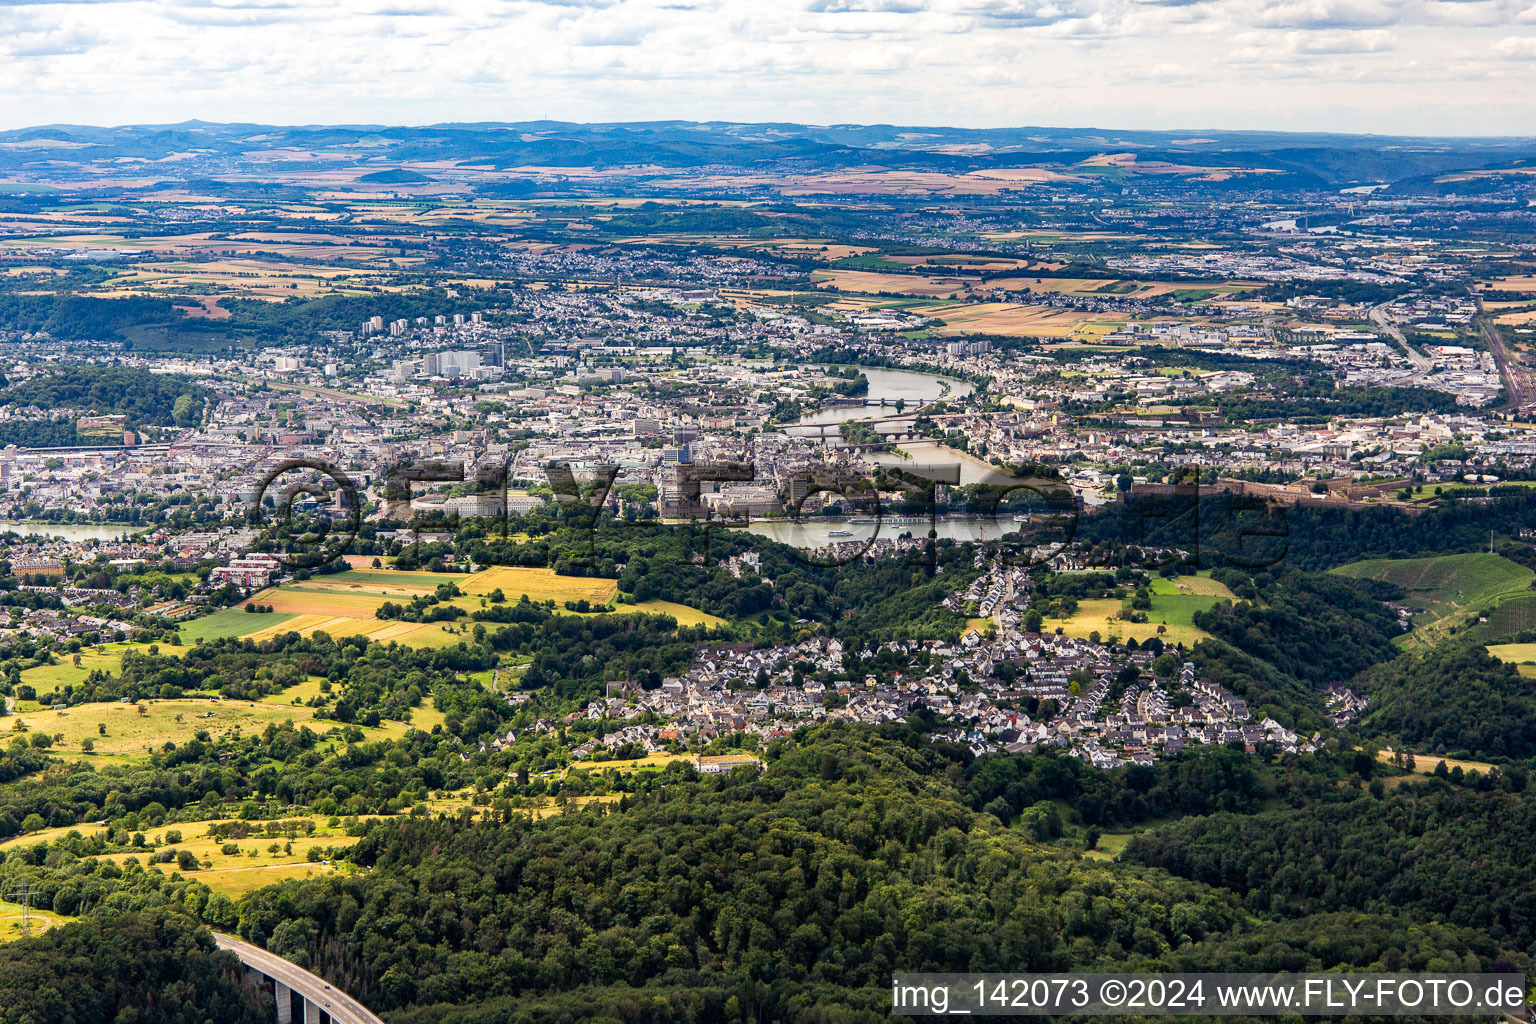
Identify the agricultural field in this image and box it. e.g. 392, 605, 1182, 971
1373, 749, 1498, 778
459, 566, 619, 603
810, 269, 972, 298
1485, 641, 1536, 667
1486, 594, 1536, 640
628, 599, 727, 627
908, 301, 1121, 338
566, 752, 761, 777
170, 566, 714, 651
1332, 552, 1535, 644
181, 608, 299, 643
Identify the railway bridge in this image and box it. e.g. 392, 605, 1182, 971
216, 933, 383, 1024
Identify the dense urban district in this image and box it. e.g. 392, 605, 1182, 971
0, 121, 1535, 1023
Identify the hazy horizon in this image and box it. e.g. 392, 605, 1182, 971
0, 116, 1531, 142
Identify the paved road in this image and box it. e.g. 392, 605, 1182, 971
215, 933, 383, 1024
1370, 300, 1432, 373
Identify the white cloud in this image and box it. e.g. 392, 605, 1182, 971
1493, 32, 1536, 55
0, 0, 1524, 133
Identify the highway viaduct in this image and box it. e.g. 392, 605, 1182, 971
216, 933, 383, 1024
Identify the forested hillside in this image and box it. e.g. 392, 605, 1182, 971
0, 911, 269, 1024
1356, 640, 1536, 761
228, 726, 1527, 1024
1124, 775, 1536, 956
0, 364, 206, 432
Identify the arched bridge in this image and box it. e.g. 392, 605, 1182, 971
216, 933, 383, 1024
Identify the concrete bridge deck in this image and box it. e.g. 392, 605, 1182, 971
216, 933, 383, 1024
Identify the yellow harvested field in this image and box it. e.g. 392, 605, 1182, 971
1, 698, 319, 758
460, 566, 618, 603
246, 589, 395, 616
173, 566, 715, 652
1057, 598, 1212, 646
812, 269, 971, 297
1374, 749, 1497, 776
1487, 642, 1536, 663
567, 752, 760, 777
198, 862, 340, 897
911, 301, 1120, 338
630, 599, 726, 627
241, 612, 471, 649
894, 253, 1046, 268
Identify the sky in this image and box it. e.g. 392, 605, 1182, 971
0, 0, 1534, 136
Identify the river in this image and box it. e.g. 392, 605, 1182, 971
745, 515, 1026, 547
760, 367, 1038, 547
781, 365, 974, 430
0, 521, 152, 542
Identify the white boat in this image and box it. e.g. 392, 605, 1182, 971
828, 529, 853, 537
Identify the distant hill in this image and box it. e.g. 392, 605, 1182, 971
358, 168, 434, 184
1, 120, 1533, 191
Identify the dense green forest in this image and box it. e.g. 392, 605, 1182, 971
0, 364, 206, 430
0, 911, 269, 1024
0, 294, 188, 344
1192, 569, 1402, 685
223, 727, 1526, 1023
0, 287, 493, 351
1124, 775, 1536, 955
1356, 639, 1536, 761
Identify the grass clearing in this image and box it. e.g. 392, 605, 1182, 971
565, 752, 761, 778
324, 568, 467, 589
0, 685, 438, 761
1486, 642, 1536, 664
1056, 586, 1223, 647
20, 643, 165, 690
1150, 572, 1235, 599
0, 900, 69, 943
1, 698, 319, 758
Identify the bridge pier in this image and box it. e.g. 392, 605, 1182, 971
275, 980, 293, 1024
218, 934, 376, 1024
